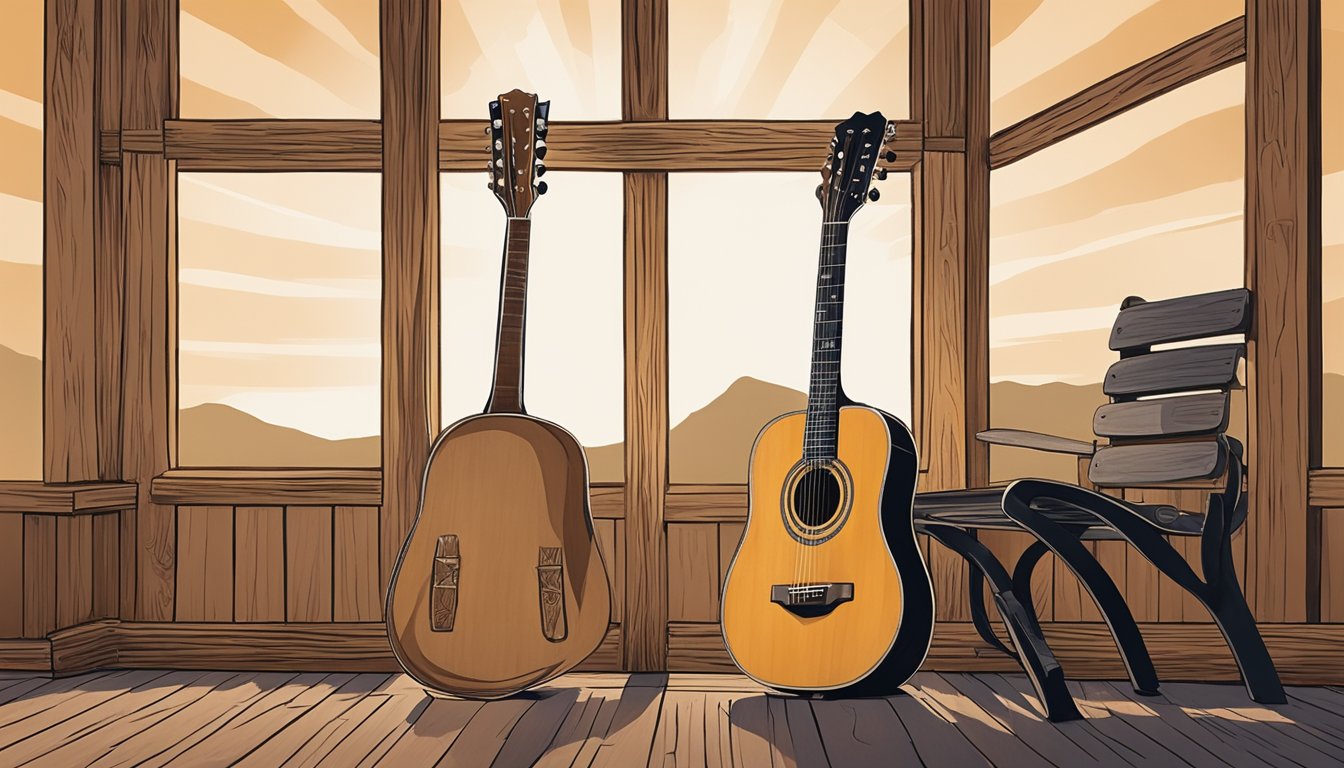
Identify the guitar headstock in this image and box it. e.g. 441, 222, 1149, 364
487, 89, 550, 217
817, 111, 895, 223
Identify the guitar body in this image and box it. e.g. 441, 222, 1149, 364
721, 405, 934, 695
386, 413, 611, 699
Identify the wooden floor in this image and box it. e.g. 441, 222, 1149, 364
1, 670, 1343, 767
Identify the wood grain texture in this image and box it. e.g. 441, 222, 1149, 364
91, 513, 119, 619
0, 516, 23, 637
1108, 288, 1251, 351
94, 0, 124, 482
286, 507, 333, 623
667, 524, 719, 623
233, 506, 285, 622
990, 17, 1247, 168
1321, 509, 1344, 622
589, 485, 625, 519
0, 482, 137, 514
23, 516, 56, 639
922, 0, 965, 137
621, 0, 666, 121
1243, 0, 1316, 623
56, 515, 95, 628
623, 173, 669, 671
334, 506, 381, 622
1312, 470, 1344, 506
379, 0, 439, 599
44, 0, 99, 482
150, 469, 381, 507
164, 120, 381, 169
594, 518, 624, 623
174, 507, 232, 622
1103, 344, 1244, 397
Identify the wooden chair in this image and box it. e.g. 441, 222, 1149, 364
913, 287, 1285, 722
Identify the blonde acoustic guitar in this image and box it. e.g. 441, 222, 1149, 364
721, 111, 935, 696
386, 90, 611, 700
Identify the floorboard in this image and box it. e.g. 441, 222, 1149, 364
0, 669, 1337, 766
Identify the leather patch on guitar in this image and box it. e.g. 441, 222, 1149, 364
537, 548, 567, 642
431, 535, 460, 632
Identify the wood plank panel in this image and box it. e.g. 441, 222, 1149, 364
1243, 0, 1317, 623
334, 506, 381, 622
666, 524, 719, 623
622, 172, 669, 670
922, 0, 965, 138
379, 0, 439, 598
152, 469, 382, 507
174, 507, 233, 622
1311, 470, 1344, 506
1321, 509, 1344, 622
120, 0, 176, 624
23, 516, 56, 639
621, 0, 666, 121
594, 518, 622, 624
44, 0, 99, 482
56, 516, 94, 628
0, 516, 23, 637
95, 0, 124, 482
718, 522, 745, 594
91, 513, 119, 619
286, 507, 334, 623
989, 17, 1247, 168
234, 506, 285, 622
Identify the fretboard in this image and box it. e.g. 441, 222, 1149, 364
485, 217, 532, 414
803, 220, 849, 462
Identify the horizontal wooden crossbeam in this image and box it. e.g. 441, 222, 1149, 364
989, 16, 1246, 169
99, 120, 924, 173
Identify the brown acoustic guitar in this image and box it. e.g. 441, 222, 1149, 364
386, 89, 611, 700
720, 111, 935, 696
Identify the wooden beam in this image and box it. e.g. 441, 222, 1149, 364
102, 120, 925, 172
622, 0, 666, 122
379, 0, 439, 596
1243, 0, 1318, 623
1311, 470, 1344, 507
622, 174, 668, 671
150, 469, 383, 507
989, 16, 1246, 169
120, 0, 175, 622
43, 0, 99, 482
95, 0, 125, 481
0, 481, 137, 514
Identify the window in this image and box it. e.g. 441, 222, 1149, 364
989, 65, 1246, 483
1324, 1, 1343, 468
669, 173, 913, 483
0, 0, 42, 479
440, 0, 620, 118
990, 0, 1242, 131
179, 0, 379, 118
440, 172, 625, 480
670, 0, 910, 119
177, 173, 382, 467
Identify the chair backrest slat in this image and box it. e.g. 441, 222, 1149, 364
1092, 392, 1230, 438
1109, 288, 1251, 352
1103, 343, 1243, 399
1088, 442, 1226, 487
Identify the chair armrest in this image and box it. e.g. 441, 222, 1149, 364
975, 429, 1096, 456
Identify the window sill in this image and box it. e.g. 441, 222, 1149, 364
0, 481, 138, 515
151, 469, 382, 507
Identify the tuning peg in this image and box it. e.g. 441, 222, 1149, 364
535, 163, 547, 177
867, 188, 881, 202
535, 140, 548, 160
536, 181, 549, 195
484, 126, 491, 135
876, 169, 888, 181
883, 150, 896, 162
815, 184, 823, 200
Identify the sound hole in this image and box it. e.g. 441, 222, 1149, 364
792, 467, 841, 528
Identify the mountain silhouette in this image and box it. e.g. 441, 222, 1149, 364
178, 403, 379, 468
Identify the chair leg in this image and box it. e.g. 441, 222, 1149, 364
999, 494, 1160, 696
967, 557, 1015, 658
921, 524, 1082, 722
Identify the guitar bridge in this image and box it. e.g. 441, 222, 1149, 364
537, 547, 568, 642
430, 535, 460, 632
770, 583, 854, 618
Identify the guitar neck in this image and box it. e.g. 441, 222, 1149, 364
803, 220, 849, 462
486, 217, 532, 414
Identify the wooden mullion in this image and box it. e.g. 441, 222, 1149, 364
44, 0, 99, 482
95, 0, 125, 481
990, 16, 1246, 169
379, 0, 440, 595
964, 0, 989, 490
1243, 0, 1318, 623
